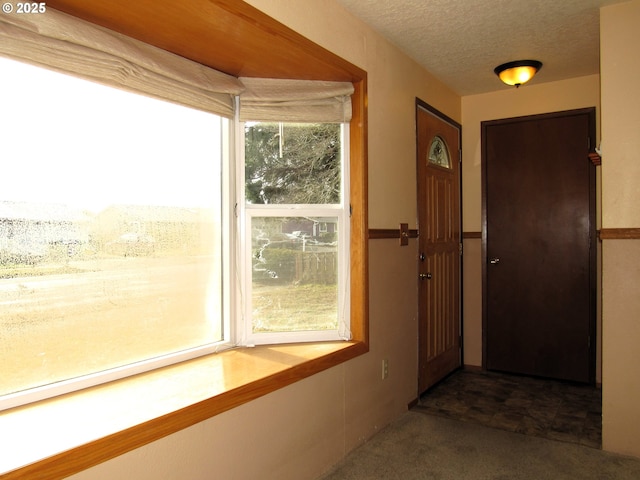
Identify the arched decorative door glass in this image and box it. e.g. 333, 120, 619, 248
428, 135, 451, 169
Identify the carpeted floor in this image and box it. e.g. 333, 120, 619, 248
318, 412, 640, 480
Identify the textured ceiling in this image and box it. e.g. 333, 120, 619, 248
334, 0, 624, 95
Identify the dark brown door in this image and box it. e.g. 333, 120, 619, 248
417, 102, 461, 394
483, 108, 596, 384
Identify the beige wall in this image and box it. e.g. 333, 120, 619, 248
460, 75, 602, 372
600, 0, 640, 458
70, 1, 461, 479
600, 2, 640, 229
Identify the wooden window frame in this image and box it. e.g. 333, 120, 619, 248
0, 1, 368, 478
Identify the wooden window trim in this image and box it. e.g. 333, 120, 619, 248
1, 1, 369, 478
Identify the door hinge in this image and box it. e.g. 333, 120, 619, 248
459, 242, 463, 255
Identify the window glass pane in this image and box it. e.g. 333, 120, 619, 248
251, 217, 338, 333
0, 57, 224, 399
244, 122, 341, 204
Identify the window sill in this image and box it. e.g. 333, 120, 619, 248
0, 340, 366, 479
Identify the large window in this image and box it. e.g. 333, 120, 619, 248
0, 4, 358, 415
0, 56, 229, 408
0, 57, 351, 409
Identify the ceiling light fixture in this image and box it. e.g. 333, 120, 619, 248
494, 60, 542, 87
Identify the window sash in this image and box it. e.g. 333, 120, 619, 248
240, 208, 350, 345
0, 56, 233, 412
238, 124, 351, 345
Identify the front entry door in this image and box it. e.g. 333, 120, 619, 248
416, 102, 461, 394
483, 109, 596, 384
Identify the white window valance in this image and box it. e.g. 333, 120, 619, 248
239, 77, 354, 123
0, 8, 354, 123
0, 8, 243, 117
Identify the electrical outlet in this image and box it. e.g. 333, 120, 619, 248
382, 359, 389, 379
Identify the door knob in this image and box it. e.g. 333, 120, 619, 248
489, 258, 500, 264
419, 273, 432, 280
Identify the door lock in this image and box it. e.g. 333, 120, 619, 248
489, 258, 500, 264
419, 273, 432, 280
